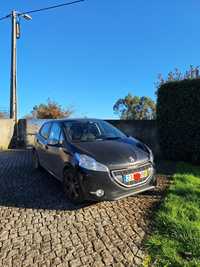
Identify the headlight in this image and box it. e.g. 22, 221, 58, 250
143, 144, 154, 162
149, 149, 154, 162
75, 153, 109, 172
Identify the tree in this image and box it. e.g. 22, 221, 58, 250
26, 99, 73, 119
113, 93, 156, 120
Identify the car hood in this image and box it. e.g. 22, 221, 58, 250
72, 138, 150, 170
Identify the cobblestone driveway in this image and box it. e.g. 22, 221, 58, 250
0, 150, 169, 267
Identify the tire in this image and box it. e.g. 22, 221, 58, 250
33, 150, 42, 170
63, 167, 85, 204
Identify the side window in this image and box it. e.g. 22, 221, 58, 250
48, 123, 61, 143
40, 123, 51, 140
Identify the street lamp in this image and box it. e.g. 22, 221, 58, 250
10, 11, 32, 123
20, 14, 32, 21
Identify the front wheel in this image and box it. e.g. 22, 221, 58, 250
63, 168, 85, 204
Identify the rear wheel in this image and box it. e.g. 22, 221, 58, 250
63, 168, 85, 204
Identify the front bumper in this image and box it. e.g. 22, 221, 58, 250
80, 164, 156, 201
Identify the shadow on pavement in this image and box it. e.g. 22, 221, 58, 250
0, 150, 88, 211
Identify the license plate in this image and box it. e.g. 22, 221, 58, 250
122, 169, 149, 183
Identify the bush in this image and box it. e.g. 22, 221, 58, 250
157, 79, 200, 163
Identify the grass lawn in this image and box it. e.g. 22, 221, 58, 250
144, 163, 200, 267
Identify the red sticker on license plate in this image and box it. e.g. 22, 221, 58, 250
133, 172, 141, 181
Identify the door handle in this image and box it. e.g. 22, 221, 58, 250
45, 145, 49, 150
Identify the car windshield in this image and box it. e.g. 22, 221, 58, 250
64, 120, 126, 142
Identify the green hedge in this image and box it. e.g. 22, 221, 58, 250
157, 79, 200, 163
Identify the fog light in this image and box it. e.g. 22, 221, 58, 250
90, 189, 105, 197
96, 189, 104, 197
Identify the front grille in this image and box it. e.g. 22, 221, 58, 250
111, 161, 153, 187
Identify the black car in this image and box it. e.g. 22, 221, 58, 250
33, 119, 156, 203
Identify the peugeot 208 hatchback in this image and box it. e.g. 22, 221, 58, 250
33, 119, 156, 203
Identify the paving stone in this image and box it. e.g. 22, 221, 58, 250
81, 255, 94, 265
101, 250, 114, 265
69, 258, 82, 267
92, 260, 105, 267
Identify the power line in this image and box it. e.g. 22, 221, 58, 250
0, 14, 10, 21
0, 0, 84, 21
20, 0, 84, 15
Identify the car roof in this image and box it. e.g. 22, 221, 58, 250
44, 118, 103, 124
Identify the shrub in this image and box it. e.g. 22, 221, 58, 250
157, 79, 200, 163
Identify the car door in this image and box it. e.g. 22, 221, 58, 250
46, 122, 66, 180
36, 122, 52, 169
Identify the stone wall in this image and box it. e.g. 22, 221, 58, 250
0, 119, 15, 150
18, 119, 161, 158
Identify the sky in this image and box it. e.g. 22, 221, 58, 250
0, 0, 200, 119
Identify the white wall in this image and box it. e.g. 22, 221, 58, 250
0, 119, 15, 149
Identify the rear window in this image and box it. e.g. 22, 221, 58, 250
40, 123, 51, 139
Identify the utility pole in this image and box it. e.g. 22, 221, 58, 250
9, 11, 31, 123
10, 11, 17, 122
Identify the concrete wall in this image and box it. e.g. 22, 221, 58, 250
0, 119, 15, 150
18, 119, 161, 157
18, 119, 47, 148
107, 120, 161, 158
